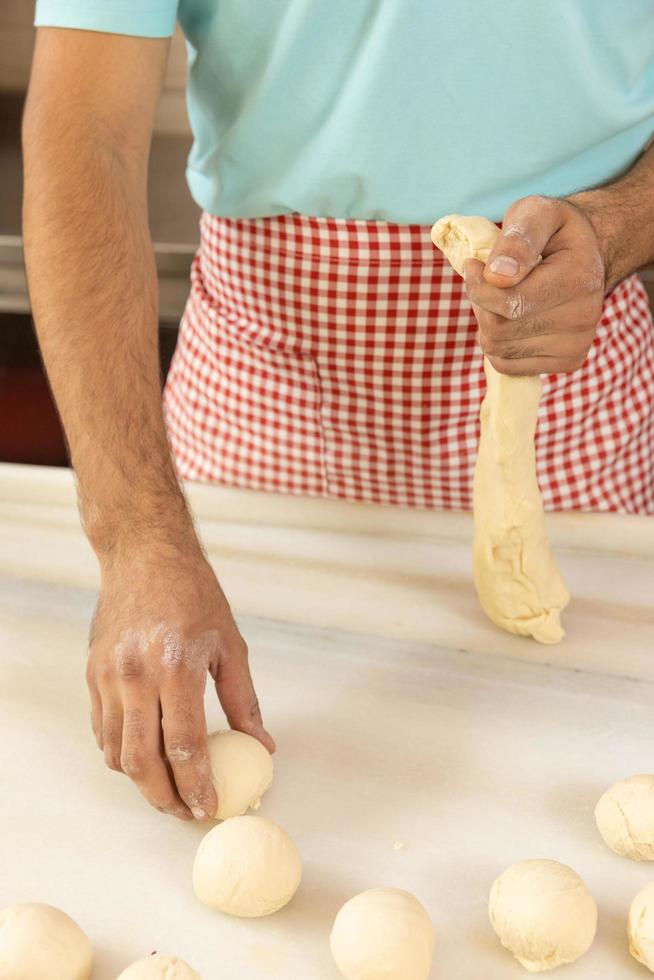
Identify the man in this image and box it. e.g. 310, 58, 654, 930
22, 2, 654, 821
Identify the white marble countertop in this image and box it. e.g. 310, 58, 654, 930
1, 463, 653, 978
1, 463, 652, 680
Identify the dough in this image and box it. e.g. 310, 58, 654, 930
192, 815, 302, 917
628, 882, 654, 972
0, 902, 93, 980
116, 953, 201, 979
595, 774, 654, 860
207, 729, 273, 820
330, 888, 435, 980
473, 360, 571, 643
488, 860, 597, 973
431, 213, 570, 644
431, 213, 497, 276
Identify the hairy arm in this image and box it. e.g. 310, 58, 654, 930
568, 140, 654, 291
23, 28, 189, 552
23, 28, 273, 821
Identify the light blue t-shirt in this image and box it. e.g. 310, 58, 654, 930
35, 1, 654, 224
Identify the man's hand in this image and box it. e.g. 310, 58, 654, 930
463, 195, 606, 376
22, 28, 275, 823
87, 542, 274, 821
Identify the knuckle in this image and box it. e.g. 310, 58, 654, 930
235, 637, 249, 660
166, 693, 196, 727
525, 316, 551, 338
94, 661, 114, 686
116, 652, 145, 682
124, 709, 147, 744
505, 292, 526, 320
222, 634, 249, 667
162, 650, 185, 674
517, 193, 554, 212
102, 724, 119, 747
166, 735, 201, 764
120, 751, 150, 779
498, 343, 528, 361
162, 650, 203, 678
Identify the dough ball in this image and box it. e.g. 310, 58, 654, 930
207, 729, 273, 820
116, 953, 201, 979
628, 882, 654, 971
0, 902, 93, 980
489, 860, 597, 973
430, 213, 499, 276
330, 888, 435, 980
595, 774, 654, 860
193, 815, 302, 917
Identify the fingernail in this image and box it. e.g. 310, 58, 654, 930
488, 256, 519, 276
192, 806, 209, 821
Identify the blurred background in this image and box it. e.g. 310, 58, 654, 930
2, 6, 654, 469
0, 8, 198, 467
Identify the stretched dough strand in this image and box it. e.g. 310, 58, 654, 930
431, 214, 570, 644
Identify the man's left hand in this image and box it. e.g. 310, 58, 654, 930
464, 195, 607, 376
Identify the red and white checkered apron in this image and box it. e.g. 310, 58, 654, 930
164, 213, 654, 514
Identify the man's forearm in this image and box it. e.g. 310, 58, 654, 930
568, 138, 654, 291
22, 115, 194, 559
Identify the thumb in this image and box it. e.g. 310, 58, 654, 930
483, 196, 562, 287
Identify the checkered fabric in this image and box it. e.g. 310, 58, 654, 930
164, 212, 654, 513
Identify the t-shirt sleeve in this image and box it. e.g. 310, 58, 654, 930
34, 1, 178, 39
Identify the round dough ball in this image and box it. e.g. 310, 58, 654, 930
193, 815, 302, 917
0, 902, 93, 980
330, 888, 435, 980
116, 953, 201, 979
595, 774, 654, 860
207, 729, 273, 820
489, 860, 597, 973
628, 882, 654, 971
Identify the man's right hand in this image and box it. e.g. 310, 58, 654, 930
22, 27, 274, 821
87, 540, 274, 821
